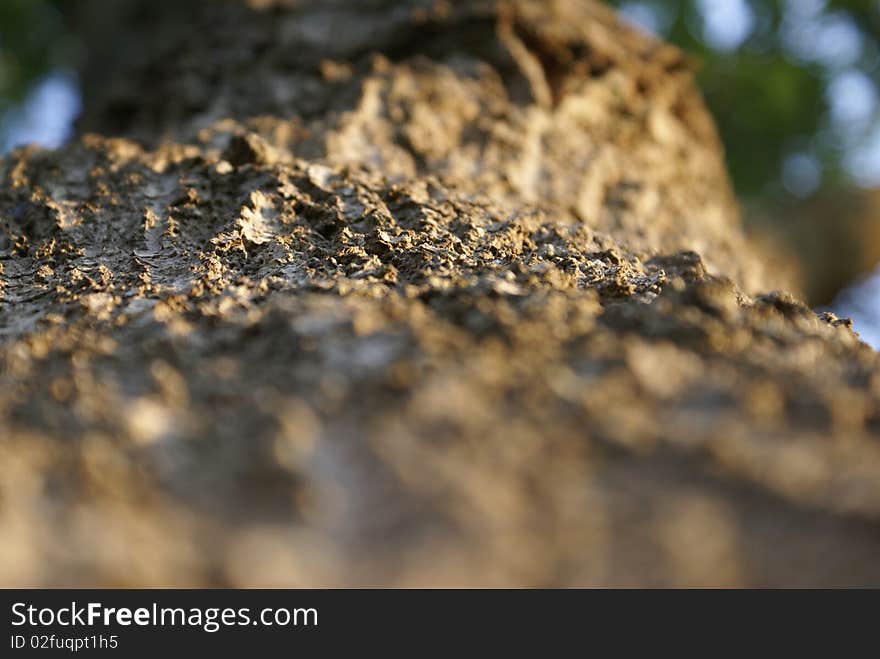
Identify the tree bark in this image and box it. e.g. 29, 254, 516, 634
1, 0, 879, 586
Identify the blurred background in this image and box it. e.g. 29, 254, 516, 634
1, 0, 879, 344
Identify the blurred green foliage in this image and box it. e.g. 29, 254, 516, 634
0, 0, 68, 110
606, 0, 880, 200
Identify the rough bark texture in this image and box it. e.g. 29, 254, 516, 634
2, 0, 880, 586
76, 0, 780, 292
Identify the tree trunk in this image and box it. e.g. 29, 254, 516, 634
1, 0, 879, 586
